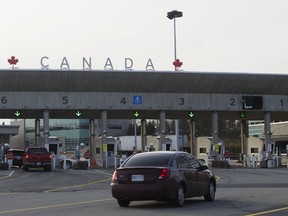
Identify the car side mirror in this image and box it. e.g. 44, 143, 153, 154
199, 165, 208, 171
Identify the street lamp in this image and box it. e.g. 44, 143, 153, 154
167, 10, 183, 151
167, 10, 183, 69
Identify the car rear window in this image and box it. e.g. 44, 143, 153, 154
123, 153, 171, 167
26, 148, 48, 153
10, 151, 24, 156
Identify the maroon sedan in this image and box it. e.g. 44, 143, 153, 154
111, 151, 216, 207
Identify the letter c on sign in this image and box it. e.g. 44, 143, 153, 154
40, 56, 49, 68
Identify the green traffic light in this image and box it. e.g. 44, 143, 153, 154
188, 111, 195, 118
133, 111, 140, 118
75, 111, 81, 117
15, 111, 20, 117
240, 112, 246, 118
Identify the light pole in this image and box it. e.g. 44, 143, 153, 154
167, 10, 183, 70
167, 10, 183, 151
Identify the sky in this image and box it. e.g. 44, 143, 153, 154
1, 0, 288, 73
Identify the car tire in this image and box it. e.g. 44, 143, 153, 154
204, 181, 215, 201
174, 184, 185, 207
23, 166, 29, 171
117, 199, 130, 207
45, 167, 52, 172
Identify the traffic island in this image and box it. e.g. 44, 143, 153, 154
0, 163, 9, 170
72, 161, 88, 170
211, 160, 230, 169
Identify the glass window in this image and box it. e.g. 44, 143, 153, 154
186, 154, 201, 169
124, 153, 171, 167
200, 148, 207, 154
176, 154, 190, 168
251, 148, 258, 153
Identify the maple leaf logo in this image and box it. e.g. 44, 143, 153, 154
8, 56, 19, 69
173, 59, 183, 68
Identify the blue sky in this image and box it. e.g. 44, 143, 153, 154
1, 0, 288, 73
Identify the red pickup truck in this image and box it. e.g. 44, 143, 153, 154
23, 147, 52, 171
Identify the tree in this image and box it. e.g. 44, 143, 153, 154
146, 120, 157, 135
127, 120, 141, 135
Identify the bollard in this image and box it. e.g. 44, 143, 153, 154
63, 155, 67, 170
243, 154, 246, 168
52, 154, 56, 169
247, 155, 251, 168
252, 154, 256, 168
7, 159, 12, 170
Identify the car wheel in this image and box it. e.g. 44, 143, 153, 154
45, 167, 52, 172
204, 181, 215, 201
174, 184, 185, 207
117, 199, 130, 207
23, 166, 29, 171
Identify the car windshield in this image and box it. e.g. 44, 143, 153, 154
123, 153, 171, 167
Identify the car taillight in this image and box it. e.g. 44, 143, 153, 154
112, 170, 118, 181
25, 155, 29, 160
158, 169, 169, 180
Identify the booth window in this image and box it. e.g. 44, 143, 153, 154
200, 148, 207, 154
251, 148, 258, 153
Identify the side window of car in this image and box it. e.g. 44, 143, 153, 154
186, 154, 201, 169
176, 155, 190, 168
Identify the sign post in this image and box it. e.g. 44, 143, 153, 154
286, 144, 288, 168
6, 152, 14, 170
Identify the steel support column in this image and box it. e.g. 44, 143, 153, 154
43, 110, 49, 148
159, 111, 166, 151
189, 120, 196, 155
35, 119, 40, 147
101, 111, 108, 167
89, 119, 96, 167
141, 119, 146, 152
264, 112, 272, 155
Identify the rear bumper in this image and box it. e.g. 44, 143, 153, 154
111, 181, 176, 201
24, 162, 51, 168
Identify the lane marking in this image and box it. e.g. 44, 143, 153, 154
0, 170, 14, 180
43, 177, 111, 193
0, 198, 114, 214
246, 206, 288, 216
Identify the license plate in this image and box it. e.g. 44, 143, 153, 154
131, 174, 144, 182
37, 162, 41, 165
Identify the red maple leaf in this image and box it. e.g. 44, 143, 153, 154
173, 59, 183, 68
8, 56, 19, 65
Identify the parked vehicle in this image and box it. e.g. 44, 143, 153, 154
111, 151, 216, 207
7, 149, 25, 168
23, 147, 52, 171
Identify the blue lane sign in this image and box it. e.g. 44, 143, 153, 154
133, 96, 142, 105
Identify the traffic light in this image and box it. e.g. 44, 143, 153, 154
188, 111, 195, 118
75, 111, 82, 117
239, 112, 246, 118
133, 111, 140, 118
